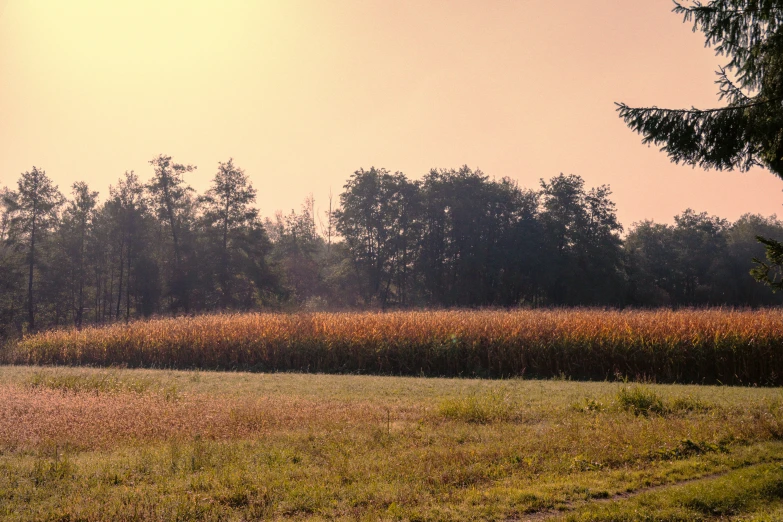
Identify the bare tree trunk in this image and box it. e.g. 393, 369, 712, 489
116, 234, 124, 320
221, 193, 230, 309
126, 241, 132, 322
107, 265, 114, 321
94, 273, 100, 324
27, 209, 36, 331
327, 190, 333, 255
76, 217, 86, 328
162, 182, 181, 267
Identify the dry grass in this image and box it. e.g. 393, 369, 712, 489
8, 309, 783, 384
0, 383, 387, 452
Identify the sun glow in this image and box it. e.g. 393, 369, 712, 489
1, 1, 782, 225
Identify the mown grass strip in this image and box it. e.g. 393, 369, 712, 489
555, 461, 783, 521
515, 455, 783, 521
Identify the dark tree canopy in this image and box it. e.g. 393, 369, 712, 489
2, 159, 783, 338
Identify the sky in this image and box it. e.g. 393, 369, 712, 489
1, 0, 782, 229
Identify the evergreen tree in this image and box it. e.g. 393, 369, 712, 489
2, 167, 63, 330
0, 187, 25, 337
616, 1, 783, 289
108, 172, 146, 321
199, 159, 261, 308
60, 182, 98, 327
146, 154, 196, 311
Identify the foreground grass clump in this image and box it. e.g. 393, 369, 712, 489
3, 367, 783, 520
438, 388, 520, 423
616, 385, 712, 416
9, 309, 783, 384
616, 385, 668, 416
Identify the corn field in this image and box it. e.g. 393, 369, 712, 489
8, 309, 783, 385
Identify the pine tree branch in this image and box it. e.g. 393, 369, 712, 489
673, 2, 783, 17
716, 66, 753, 103
615, 96, 781, 116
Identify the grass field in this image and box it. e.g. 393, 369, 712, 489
3, 365, 783, 520
8, 309, 783, 385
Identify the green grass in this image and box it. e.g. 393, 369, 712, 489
26, 368, 180, 399
438, 387, 521, 423
562, 463, 783, 521
2, 366, 783, 520
615, 385, 713, 417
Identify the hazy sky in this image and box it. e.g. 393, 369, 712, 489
2, 0, 782, 228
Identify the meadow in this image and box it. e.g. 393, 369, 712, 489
5, 309, 783, 520
2, 366, 783, 520
7, 309, 783, 385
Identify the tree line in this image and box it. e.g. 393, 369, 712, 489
1, 157, 781, 336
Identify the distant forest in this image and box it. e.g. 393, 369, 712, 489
1, 155, 782, 336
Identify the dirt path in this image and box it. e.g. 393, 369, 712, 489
512, 457, 783, 521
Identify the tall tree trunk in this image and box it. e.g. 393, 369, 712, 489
161, 182, 181, 267
27, 206, 36, 331
221, 195, 230, 308
107, 265, 114, 321
76, 217, 86, 328
116, 235, 125, 320
70, 273, 76, 325
126, 241, 132, 322
162, 186, 188, 313
94, 273, 100, 324
77, 280, 84, 327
